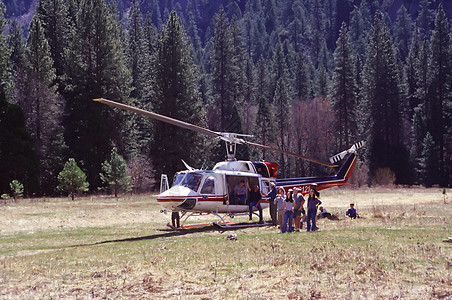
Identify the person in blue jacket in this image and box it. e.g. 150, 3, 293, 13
346, 203, 357, 219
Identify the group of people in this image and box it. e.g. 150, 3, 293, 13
231, 180, 265, 224
231, 180, 358, 230
169, 179, 357, 229
271, 185, 322, 233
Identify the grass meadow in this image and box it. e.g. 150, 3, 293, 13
0, 187, 450, 299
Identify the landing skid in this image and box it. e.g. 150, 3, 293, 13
212, 211, 272, 229
166, 211, 232, 230
166, 222, 213, 230
165, 210, 272, 230
212, 220, 271, 229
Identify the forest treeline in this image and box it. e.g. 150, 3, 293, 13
0, 0, 451, 197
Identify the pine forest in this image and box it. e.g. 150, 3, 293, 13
0, 0, 451, 197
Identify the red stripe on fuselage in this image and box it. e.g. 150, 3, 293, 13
157, 196, 270, 203
157, 196, 226, 203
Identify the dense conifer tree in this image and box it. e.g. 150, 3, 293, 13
293, 51, 312, 101
64, 0, 131, 189
100, 148, 132, 197
0, 86, 39, 195
330, 23, 357, 151
210, 6, 235, 132
12, 15, 66, 194
418, 132, 438, 187
349, 0, 372, 60
7, 19, 26, 72
271, 42, 292, 176
151, 11, 206, 180
417, 0, 435, 37
393, 5, 413, 61
125, 0, 153, 158
0, 3, 39, 195
360, 13, 409, 184
35, 0, 70, 93
253, 95, 275, 161
425, 5, 451, 186
57, 158, 89, 200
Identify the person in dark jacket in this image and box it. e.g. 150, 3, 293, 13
248, 185, 263, 223
346, 203, 357, 219
306, 188, 321, 232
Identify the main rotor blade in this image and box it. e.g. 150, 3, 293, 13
245, 141, 338, 168
93, 98, 221, 138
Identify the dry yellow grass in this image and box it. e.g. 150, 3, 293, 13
0, 187, 450, 299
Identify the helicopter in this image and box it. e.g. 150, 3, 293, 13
94, 98, 364, 229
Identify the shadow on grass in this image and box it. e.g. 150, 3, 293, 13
72, 222, 267, 248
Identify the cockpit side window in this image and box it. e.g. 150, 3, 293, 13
172, 173, 185, 187
181, 173, 203, 192
201, 176, 216, 194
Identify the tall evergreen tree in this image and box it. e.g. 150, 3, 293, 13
393, 4, 413, 61
229, 15, 245, 109
0, 3, 12, 92
293, 51, 311, 101
349, 0, 372, 60
330, 22, 358, 151
418, 131, 438, 187
125, 0, 153, 158
64, 0, 131, 189
360, 13, 409, 184
270, 41, 292, 102
35, 0, 70, 92
417, 0, 435, 37
0, 3, 39, 195
209, 6, 234, 132
405, 28, 431, 177
12, 15, 65, 195
7, 19, 26, 72
0, 86, 39, 196
186, 1, 203, 64
253, 95, 275, 161
426, 5, 451, 186
151, 11, 206, 181
314, 65, 329, 99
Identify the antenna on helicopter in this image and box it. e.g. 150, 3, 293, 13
93, 98, 338, 167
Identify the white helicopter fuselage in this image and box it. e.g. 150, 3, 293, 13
157, 160, 277, 214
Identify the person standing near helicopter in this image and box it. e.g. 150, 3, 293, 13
248, 185, 264, 223
266, 182, 278, 225
306, 188, 322, 232
275, 188, 286, 228
293, 188, 305, 232
281, 189, 294, 233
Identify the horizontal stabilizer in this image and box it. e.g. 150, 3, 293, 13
329, 141, 365, 164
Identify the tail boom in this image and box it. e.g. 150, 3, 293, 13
276, 152, 357, 194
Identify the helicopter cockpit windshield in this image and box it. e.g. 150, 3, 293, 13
172, 172, 203, 192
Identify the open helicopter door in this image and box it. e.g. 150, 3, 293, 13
160, 174, 169, 193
